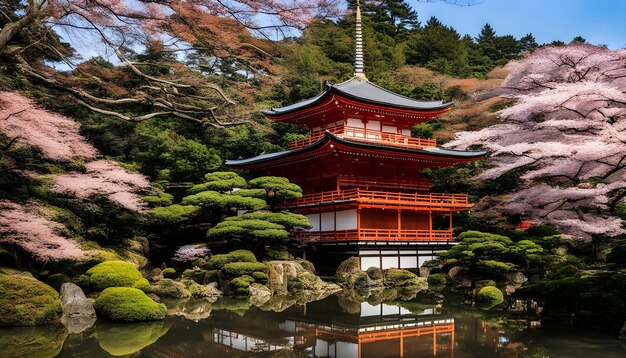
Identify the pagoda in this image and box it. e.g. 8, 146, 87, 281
227, 1, 486, 273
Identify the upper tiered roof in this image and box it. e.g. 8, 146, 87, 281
263, 77, 453, 117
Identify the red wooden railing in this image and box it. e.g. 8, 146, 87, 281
288, 126, 436, 150
298, 228, 453, 242
287, 188, 470, 209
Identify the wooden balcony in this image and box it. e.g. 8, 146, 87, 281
288, 126, 436, 151
297, 228, 453, 242
286, 189, 471, 210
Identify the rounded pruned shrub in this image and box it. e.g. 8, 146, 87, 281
222, 262, 268, 277
384, 268, 423, 287
94, 287, 167, 322
476, 286, 504, 305
207, 249, 257, 269
84, 261, 145, 291
252, 271, 269, 284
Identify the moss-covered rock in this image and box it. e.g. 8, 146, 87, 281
230, 275, 255, 296
162, 268, 177, 279
83, 261, 145, 291
94, 287, 167, 322
366, 267, 384, 281
181, 280, 222, 301
181, 268, 208, 284
222, 262, 268, 277
475, 280, 497, 289
151, 279, 191, 299
203, 270, 220, 284
95, 321, 170, 356
476, 286, 504, 305
383, 268, 427, 290
0, 274, 62, 326
132, 278, 151, 292
427, 273, 450, 286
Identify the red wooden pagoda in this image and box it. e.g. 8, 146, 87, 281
227, 1, 485, 272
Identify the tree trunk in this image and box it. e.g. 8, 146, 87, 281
0, 7, 40, 52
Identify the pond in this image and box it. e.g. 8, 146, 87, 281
1, 291, 624, 357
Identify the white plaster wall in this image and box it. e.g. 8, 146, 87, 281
402, 128, 411, 136
347, 117, 365, 128
400, 256, 418, 269
360, 256, 379, 271
336, 342, 358, 358
381, 256, 398, 269
335, 209, 357, 230
382, 124, 397, 133
306, 213, 320, 231
321, 212, 335, 231
360, 302, 381, 317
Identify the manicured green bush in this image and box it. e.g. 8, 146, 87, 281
143, 193, 174, 207
94, 287, 167, 322
230, 275, 255, 296
162, 268, 177, 279
207, 249, 257, 269
475, 279, 497, 289
476, 286, 504, 304
384, 268, 423, 287
83, 261, 145, 291
427, 273, 449, 285
252, 271, 269, 283
0, 274, 62, 326
222, 262, 268, 276
151, 279, 191, 299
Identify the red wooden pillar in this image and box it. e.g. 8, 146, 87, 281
397, 209, 401, 241
429, 211, 433, 241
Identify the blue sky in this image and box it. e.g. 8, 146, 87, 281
410, 0, 626, 49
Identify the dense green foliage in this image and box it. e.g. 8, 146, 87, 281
82, 261, 145, 291
94, 287, 167, 322
207, 249, 258, 269
383, 268, 422, 287
222, 262, 269, 277
427, 273, 449, 285
230, 275, 256, 296
0, 274, 62, 326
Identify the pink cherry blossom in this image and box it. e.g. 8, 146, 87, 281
448, 44, 626, 238
0, 200, 86, 262
51, 160, 150, 212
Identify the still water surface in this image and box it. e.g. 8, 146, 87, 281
1, 292, 624, 357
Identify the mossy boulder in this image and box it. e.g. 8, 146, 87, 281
383, 268, 427, 290
427, 273, 450, 286
94, 287, 167, 322
95, 321, 170, 356
151, 279, 191, 299
207, 250, 257, 269
476, 286, 504, 305
83, 261, 146, 291
475, 280, 497, 289
203, 270, 220, 284
181, 268, 208, 284
366, 267, 384, 281
222, 262, 268, 277
230, 275, 255, 296
0, 274, 62, 326
162, 268, 177, 279
181, 280, 222, 301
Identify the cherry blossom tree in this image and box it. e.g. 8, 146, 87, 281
52, 159, 151, 211
0, 200, 86, 262
0, 0, 342, 126
448, 44, 626, 238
